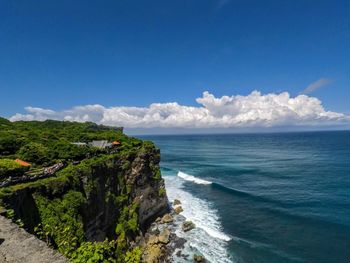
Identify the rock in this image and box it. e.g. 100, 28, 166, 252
155, 217, 161, 223
161, 213, 173, 223
173, 199, 181, 205
182, 221, 196, 232
174, 206, 183, 214
193, 254, 205, 262
147, 234, 159, 245
158, 229, 170, 244
142, 244, 164, 263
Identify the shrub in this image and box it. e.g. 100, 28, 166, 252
158, 187, 166, 197
70, 240, 118, 263
125, 246, 142, 263
18, 142, 49, 165
50, 141, 89, 160
0, 159, 29, 179
0, 134, 23, 155
34, 191, 86, 256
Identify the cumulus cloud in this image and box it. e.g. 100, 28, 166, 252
301, 78, 332, 95
9, 91, 350, 129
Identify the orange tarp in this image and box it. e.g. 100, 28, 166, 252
15, 159, 31, 167
112, 141, 121, 145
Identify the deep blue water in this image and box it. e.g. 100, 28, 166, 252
140, 131, 350, 263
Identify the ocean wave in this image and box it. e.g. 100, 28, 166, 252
164, 174, 233, 263
199, 224, 231, 242
177, 171, 285, 208
176, 172, 230, 241
177, 171, 212, 185
177, 170, 267, 204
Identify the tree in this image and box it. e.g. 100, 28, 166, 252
51, 141, 88, 160
0, 134, 23, 155
18, 142, 49, 165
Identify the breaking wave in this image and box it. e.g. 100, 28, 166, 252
177, 171, 212, 185
164, 173, 233, 263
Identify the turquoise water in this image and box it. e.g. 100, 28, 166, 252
141, 131, 350, 263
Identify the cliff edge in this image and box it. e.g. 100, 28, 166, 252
0, 120, 169, 262
0, 215, 68, 263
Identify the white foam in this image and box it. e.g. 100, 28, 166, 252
200, 224, 232, 242
164, 174, 233, 263
177, 171, 212, 185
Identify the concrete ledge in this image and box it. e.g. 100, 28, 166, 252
0, 216, 68, 263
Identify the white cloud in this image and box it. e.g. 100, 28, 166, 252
301, 78, 332, 95
9, 91, 350, 129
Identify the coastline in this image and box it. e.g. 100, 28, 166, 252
142, 173, 233, 263
143, 198, 205, 263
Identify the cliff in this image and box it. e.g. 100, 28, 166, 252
0, 120, 169, 262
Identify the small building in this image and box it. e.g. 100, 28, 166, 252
15, 159, 31, 167
89, 140, 113, 149
112, 141, 121, 146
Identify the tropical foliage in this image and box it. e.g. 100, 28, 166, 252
0, 119, 135, 166
0, 118, 155, 263
0, 159, 29, 178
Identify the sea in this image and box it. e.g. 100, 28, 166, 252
140, 131, 350, 263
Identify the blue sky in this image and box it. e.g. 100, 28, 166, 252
1, 0, 350, 131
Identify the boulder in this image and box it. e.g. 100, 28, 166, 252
147, 235, 159, 245
174, 206, 183, 214
182, 221, 195, 232
161, 213, 173, 223
173, 199, 181, 205
158, 229, 170, 244
193, 254, 205, 262
142, 244, 164, 263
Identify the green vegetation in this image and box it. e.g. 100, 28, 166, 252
125, 247, 142, 263
34, 190, 86, 256
0, 119, 127, 166
0, 119, 165, 263
0, 159, 29, 178
158, 187, 166, 197
70, 240, 118, 263
18, 142, 50, 165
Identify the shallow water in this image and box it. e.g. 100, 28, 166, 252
141, 131, 350, 263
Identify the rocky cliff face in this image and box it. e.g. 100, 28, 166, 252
0, 141, 169, 262
81, 145, 169, 241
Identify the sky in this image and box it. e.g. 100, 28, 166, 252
1, 0, 350, 133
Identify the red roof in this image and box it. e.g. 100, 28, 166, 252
112, 141, 121, 145
15, 159, 31, 167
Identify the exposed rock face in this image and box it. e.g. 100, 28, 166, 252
173, 199, 181, 206
142, 243, 164, 263
0, 215, 67, 263
174, 206, 183, 214
161, 214, 173, 224
142, 228, 171, 262
129, 150, 169, 229
0, 142, 169, 261
182, 221, 196, 232
193, 254, 206, 262
82, 148, 169, 240
158, 229, 170, 244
